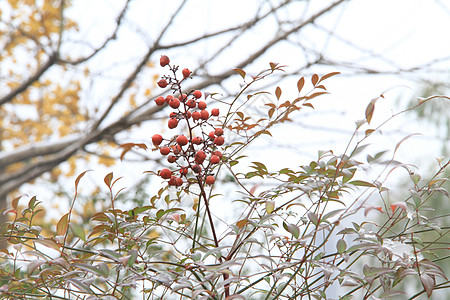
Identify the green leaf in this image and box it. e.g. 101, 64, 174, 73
70, 223, 86, 242
307, 212, 319, 226
349, 180, 376, 187
379, 290, 407, 298
322, 209, 345, 221
286, 223, 300, 239
337, 239, 347, 254
266, 200, 275, 214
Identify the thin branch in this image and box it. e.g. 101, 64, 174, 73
89, 0, 188, 132
0, 52, 58, 106
58, 0, 133, 65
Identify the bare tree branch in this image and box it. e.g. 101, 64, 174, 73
58, 0, 133, 65
0, 52, 58, 106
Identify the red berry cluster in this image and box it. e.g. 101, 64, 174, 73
152, 55, 224, 187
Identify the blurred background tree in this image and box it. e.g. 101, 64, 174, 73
0, 0, 449, 249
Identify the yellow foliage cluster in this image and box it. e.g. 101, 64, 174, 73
1, 79, 86, 146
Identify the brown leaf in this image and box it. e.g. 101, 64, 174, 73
275, 86, 282, 100
318, 71, 340, 84
311, 74, 319, 86
233, 68, 246, 79
297, 77, 305, 93
236, 219, 248, 229
365, 99, 376, 125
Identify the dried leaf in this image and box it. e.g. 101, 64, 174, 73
297, 77, 305, 93
104, 172, 113, 188
233, 68, 246, 79
11, 195, 21, 211
57, 213, 69, 236
311, 74, 319, 86
236, 219, 248, 229
275, 86, 282, 100
318, 71, 340, 84
365, 99, 376, 125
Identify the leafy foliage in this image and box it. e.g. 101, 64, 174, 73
0, 60, 448, 299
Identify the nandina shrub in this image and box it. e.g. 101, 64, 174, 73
0, 57, 448, 299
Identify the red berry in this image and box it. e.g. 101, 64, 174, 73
214, 136, 225, 146
192, 136, 203, 145
175, 177, 183, 186
172, 145, 182, 155
208, 131, 215, 139
186, 99, 197, 108
179, 93, 187, 102
158, 79, 168, 88
168, 118, 178, 129
205, 175, 215, 185
185, 111, 192, 119
197, 101, 207, 110
176, 135, 188, 146
160, 146, 170, 155
160, 168, 172, 179
165, 95, 174, 103
192, 111, 201, 121
160, 55, 170, 67
170, 112, 177, 118
200, 110, 209, 120
192, 164, 202, 173
211, 108, 219, 116
182, 68, 191, 78
193, 90, 202, 99
214, 128, 224, 136
152, 134, 163, 146
168, 176, 177, 186
213, 150, 223, 158
168, 155, 177, 163
195, 150, 206, 164
180, 167, 188, 176
169, 98, 180, 109
210, 155, 220, 164
155, 96, 165, 106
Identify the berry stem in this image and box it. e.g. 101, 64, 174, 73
197, 174, 219, 248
